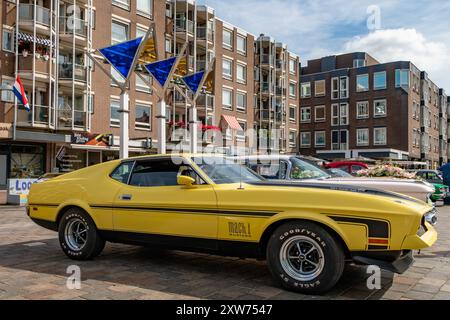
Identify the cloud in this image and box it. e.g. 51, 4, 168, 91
344, 28, 450, 89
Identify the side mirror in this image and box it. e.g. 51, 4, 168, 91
177, 175, 196, 188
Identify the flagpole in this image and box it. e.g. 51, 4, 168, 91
157, 98, 166, 154
119, 90, 129, 159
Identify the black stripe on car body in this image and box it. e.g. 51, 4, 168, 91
328, 215, 391, 239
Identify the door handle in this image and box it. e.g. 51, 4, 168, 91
121, 194, 132, 201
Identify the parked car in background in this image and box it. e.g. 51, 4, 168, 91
28, 154, 437, 294
415, 170, 449, 203
324, 161, 369, 175
241, 155, 435, 206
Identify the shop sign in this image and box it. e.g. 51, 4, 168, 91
8, 179, 38, 196
0, 123, 12, 139
71, 133, 114, 147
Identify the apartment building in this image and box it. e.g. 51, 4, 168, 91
0, 0, 300, 202
299, 52, 448, 168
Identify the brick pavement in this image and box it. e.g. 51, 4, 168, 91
0, 205, 449, 300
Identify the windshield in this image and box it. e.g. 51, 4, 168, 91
290, 157, 331, 180
192, 157, 263, 184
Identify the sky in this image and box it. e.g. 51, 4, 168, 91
197, 0, 450, 90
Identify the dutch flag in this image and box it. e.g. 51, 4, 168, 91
13, 76, 30, 112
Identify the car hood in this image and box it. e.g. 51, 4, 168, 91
249, 180, 427, 205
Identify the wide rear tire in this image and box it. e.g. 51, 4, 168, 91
266, 221, 345, 294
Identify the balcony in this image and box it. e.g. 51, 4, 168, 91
260, 82, 272, 94
176, 19, 194, 34
197, 94, 214, 109
19, 4, 51, 28
59, 63, 87, 83
197, 27, 213, 42
18, 55, 51, 77
260, 54, 274, 66
59, 17, 88, 38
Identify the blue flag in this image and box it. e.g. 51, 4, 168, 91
182, 71, 205, 95
99, 37, 143, 80
144, 57, 177, 88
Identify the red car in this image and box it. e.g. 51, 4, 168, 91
324, 161, 369, 175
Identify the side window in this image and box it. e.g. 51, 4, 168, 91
251, 161, 285, 179
351, 165, 365, 174
110, 162, 134, 184
129, 159, 204, 187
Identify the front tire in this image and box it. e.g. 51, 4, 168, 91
58, 208, 105, 260
266, 221, 345, 294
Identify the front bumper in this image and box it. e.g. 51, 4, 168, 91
402, 221, 438, 250
352, 250, 414, 274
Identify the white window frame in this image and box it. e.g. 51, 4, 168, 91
340, 76, 349, 99
374, 99, 387, 118
331, 103, 339, 126
222, 28, 233, 50
289, 105, 297, 122
374, 71, 387, 90
136, 74, 151, 93
1, 76, 14, 102
289, 59, 296, 75
135, 103, 152, 130
339, 103, 349, 125
356, 101, 369, 119
314, 80, 325, 97
136, 0, 153, 17
315, 131, 326, 147
374, 127, 387, 146
300, 132, 311, 148
331, 77, 339, 100
314, 105, 326, 122
110, 99, 121, 126
2, 27, 14, 53
111, 19, 129, 44
236, 34, 246, 55
290, 82, 298, 98
300, 82, 310, 98
236, 63, 246, 84
395, 69, 410, 88
112, 0, 130, 10
289, 130, 297, 148
222, 87, 233, 110
222, 58, 233, 80
356, 128, 369, 146
356, 74, 369, 92
236, 120, 246, 141
300, 107, 311, 123
236, 91, 246, 112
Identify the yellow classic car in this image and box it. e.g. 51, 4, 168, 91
27, 154, 437, 294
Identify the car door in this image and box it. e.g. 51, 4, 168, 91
112, 156, 218, 249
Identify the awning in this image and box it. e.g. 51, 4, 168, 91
221, 115, 243, 131
17, 32, 54, 47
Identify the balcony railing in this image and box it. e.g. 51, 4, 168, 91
74, 111, 86, 128
176, 19, 194, 34
197, 94, 214, 109
59, 63, 87, 82
260, 54, 274, 65
59, 17, 88, 37
34, 105, 51, 124
19, 4, 50, 27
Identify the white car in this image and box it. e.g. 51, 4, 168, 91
240, 155, 435, 205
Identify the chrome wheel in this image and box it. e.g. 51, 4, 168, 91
279, 235, 325, 282
64, 218, 88, 251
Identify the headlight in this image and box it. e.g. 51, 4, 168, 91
425, 209, 438, 226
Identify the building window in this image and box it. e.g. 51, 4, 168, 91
356, 74, 369, 92
395, 69, 410, 88
374, 71, 387, 90
137, 0, 153, 16
136, 74, 151, 92
290, 82, 297, 98
237, 121, 246, 141
135, 104, 151, 130
353, 59, 366, 68
356, 101, 369, 119
331, 104, 339, 126
236, 92, 246, 112
357, 128, 369, 146
289, 106, 297, 122
110, 99, 120, 126
289, 59, 296, 74
331, 77, 339, 100
113, 0, 130, 10
223, 29, 233, 49
340, 103, 349, 125
300, 132, 311, 148
236, 63, 246, 83
112, 20, 129, 44
314, 80, 325, 97
1, 77, 14, 102
315, 105, 325, 122
315, 131, 326, 147
374, 99, 387, 117
222, 88, 233, 109
374, 127, 387, 145
300, 107, 311, 123
222, 58, 232, 80
332, 130, 349, 150
340, 76, 349, 98
2, 28, 13, 52
165, 38, 173, 53
237, 35, 246, 55
289, 131, 297, 148
300, 82, 310, 98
